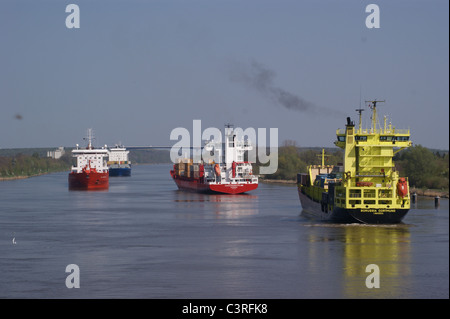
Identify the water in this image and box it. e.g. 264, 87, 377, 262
0, 164, 448, 299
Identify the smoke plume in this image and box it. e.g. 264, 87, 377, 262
230, 59, 342, 116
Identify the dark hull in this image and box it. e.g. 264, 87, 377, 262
109, 167, 131, 177
348, 208, 409, 224
298, 187, 408, 224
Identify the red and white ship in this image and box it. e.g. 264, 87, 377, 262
68, 129, 109, 190
170, 124, 258, 194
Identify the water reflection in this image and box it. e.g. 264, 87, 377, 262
306, 223, 411, 298
173, 191, 259, 220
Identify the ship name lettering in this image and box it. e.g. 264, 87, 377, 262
361, 209, 395, 213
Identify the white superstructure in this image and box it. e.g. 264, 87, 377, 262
202, 124, 258, 185
71, 129, 109, 173
108, 145, 130, 163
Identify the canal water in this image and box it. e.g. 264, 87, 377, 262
0, 164, 448, 298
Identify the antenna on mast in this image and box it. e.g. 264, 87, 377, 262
83, 128, 95, 149
359, 85, 362, 108
365, 99, 385, 132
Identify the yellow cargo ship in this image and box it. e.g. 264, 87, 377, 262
297, 100, 412, 224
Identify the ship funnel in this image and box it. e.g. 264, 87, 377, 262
346, 117, 354, 126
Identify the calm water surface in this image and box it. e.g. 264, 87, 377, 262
0, 164, 448, 298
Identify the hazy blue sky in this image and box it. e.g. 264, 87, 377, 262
1, 0, 448, 150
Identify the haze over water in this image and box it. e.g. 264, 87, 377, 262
0, 164, 448, 298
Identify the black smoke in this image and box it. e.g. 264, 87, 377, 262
230, 59, 343, 116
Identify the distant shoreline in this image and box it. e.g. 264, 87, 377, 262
260, 179, 449, 198
409, 187, 449, 199
0, 164, 170, 181
260, 178, 296, 185
2, 174, 448, 199
0, 174, 43, 181
0, 176, 31, 181
0, 170, 70, 181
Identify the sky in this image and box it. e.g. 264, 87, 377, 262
0, 0, 448, 150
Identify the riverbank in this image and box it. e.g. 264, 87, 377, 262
410, 187, 449, 198
0, 170, 70, 181
0, 176, 34, 181
260, 179, 449, 198
260, 178, 296, 185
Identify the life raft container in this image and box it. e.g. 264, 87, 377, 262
356, 181, 373, 187
214, 164, 221, 176
397, 178, 408, 198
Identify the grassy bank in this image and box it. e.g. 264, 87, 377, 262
0, 153, 71, 180
409, 188, 449, 198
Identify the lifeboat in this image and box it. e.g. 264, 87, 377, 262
397, 178, 408, 197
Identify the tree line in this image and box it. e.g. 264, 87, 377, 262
0, 149, 172, 178
0, 153, 72, 178
1, 144, 448, 191
394, 145, 448, 190
255, 142, 343, 180
259, 142, 449, 191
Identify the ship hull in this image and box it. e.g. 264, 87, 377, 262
347, 208, 409, 224
68, 171, 109, 190
171, 172, 257, 195
298, 188, 408, 224
109, 167, 131, 177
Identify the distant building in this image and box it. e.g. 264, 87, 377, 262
47, 147, 65, 159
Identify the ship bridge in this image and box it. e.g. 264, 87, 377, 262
333, 100, 412, 190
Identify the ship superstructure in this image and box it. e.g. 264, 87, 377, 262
68, 129, 109, 190
108, 145, 131, 176
170, 124, 258, 194
298, 101, 412, 224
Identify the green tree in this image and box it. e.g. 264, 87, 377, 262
396, 145, 449, 190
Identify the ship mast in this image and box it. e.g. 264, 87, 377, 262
83, 128, 95, 150
365, 100, 385, 133
355, 108, 365, 133
317, 149, 330, 166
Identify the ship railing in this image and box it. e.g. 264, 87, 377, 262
336, 128, 410, 135
208, 178, 257, 185
334, 184, 409, 208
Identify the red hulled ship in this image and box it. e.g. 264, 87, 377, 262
68, 129, 109, 190
170, 124, 258, 194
